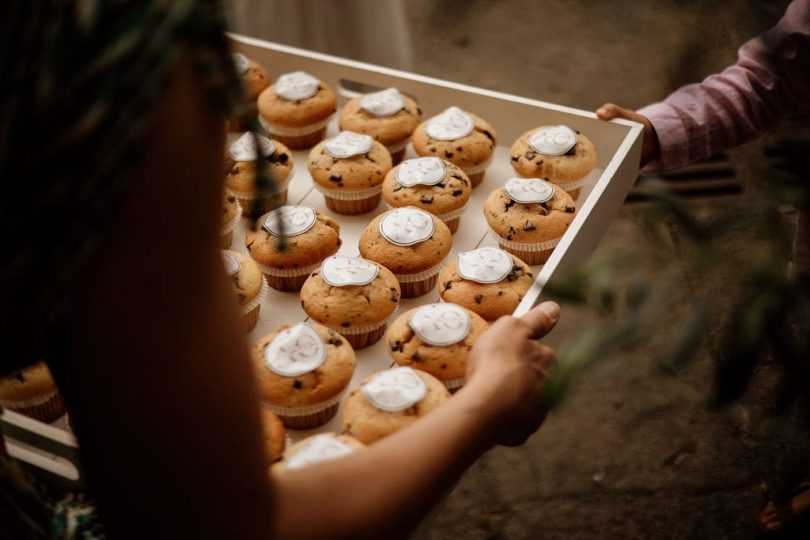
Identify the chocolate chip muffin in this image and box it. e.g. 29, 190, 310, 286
341, 367, 450, 444
382, 157, 471, 234
222, 250, 267, 331
301, 256, 400, 349
0, 362, 65, 423
411, 106, 497, 187
438, 247, 534, 321
385, 304, 488, 391
252, 322, 356, 429
245, 206, 341, 291
484, 178, 576, 265
257, 71, 337, 149
510, 125, 597, 200
224, 133, 294, 214
308, 131, 393, 214
229, 53, 271, 131
338, 88, 421, 164
358, 207, 452, 298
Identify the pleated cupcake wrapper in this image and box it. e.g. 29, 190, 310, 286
442, 376, 466, 391
313, 183, 383, 201
221, 200, 243, 236
394, 259, 448, 283
488, 226, 562, 252
385, 137, 410, 154
384, 203, 467, 223
324, 305, 398, 335
461, 155, 493, 176
255, 259, 322, 278
264, 390, 345, 418
556, 177, 586, 192
438, 204, 469, 222
1, 387, 60, 408
229, 176, 292, 201
260, 114, 334, 137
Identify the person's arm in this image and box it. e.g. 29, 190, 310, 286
271, 306, 558, 539
53, 51, 559, 539
598, 0, 810, 171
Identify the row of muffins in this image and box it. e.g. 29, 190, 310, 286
226, 54, 597, 212
223, 119, 594, 218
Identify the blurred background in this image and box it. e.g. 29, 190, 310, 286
227, 1, 808, 538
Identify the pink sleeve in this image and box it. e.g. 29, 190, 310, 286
638, 0, 810, 172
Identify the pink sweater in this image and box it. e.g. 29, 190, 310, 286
637, 0, 810, 277
638, 0, 810, 173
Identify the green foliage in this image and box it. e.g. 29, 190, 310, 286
544, 137, 810, 417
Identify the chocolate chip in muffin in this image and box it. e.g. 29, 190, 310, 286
430, 147, 437, 153
506, 265, 525, 282
565, 144, 577, 156
443, 280, 452, 290
341, 322, 351, 328
411, 352, 422, 362
329, 174, 342, 183
452, 189, 463, 197
525, 150, 536, 160
229, 166, 239, 175
390, 288, 400, 302
444, 150, 454, 159
505, 199, 516, 211
390, 340, 404, 352
565, 206, 576, 213
523, 221, 537, 232
293, 379, 303, 389
511, 155, 519, 162
474, 294, 483, 304
456, 146, 463, 152
419, 195, 434, 204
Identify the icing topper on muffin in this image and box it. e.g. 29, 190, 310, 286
425, 106, 474, 141
263, 205, 317, 237
408, 303, 471, 346
286, 434, 356, 471
324, 131, 374, 158
362, 367, 428, 412
528, 125, 578, 156
320, 256, 379, 287
456, 247, 512, 284
503, 178, 555, 204
360, 88, 405, 118
265, 323, 326, 377
231, 52, 251, 76
379, 207, 435, 246
273, 71, 320, 101
228, 132, 276, 162
395, 157, 447, 187
221, 251, 241, 277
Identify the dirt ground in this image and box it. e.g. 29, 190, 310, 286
228, 1, 810, 537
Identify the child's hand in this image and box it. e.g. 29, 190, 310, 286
596, 103, 660, 166
461, 302, 559, 447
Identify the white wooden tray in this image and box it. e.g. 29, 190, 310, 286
1, 35, 643, 489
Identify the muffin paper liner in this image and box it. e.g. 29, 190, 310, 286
241, 277, 269, 332
394, 259, 448, 283
329, 318, 388, 335
385, 137, 410, 154
461, 155, 493, 176
229, 175, 292, 201
313, 183, 383, 201
556, 177, 587, 193
438, 204, 468, 222
264, 391, 346, 429
1, 389, 66, 423
254, 259, 322, 278
487, 227, 562, 252
1, 387, 60, 408
260, 114, 334, 137
442, 376, 466, 391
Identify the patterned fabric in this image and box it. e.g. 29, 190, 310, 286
0, 0, 241, 372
